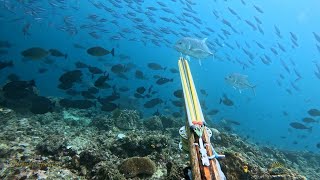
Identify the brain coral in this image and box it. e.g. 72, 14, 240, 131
118, 157, 156, 178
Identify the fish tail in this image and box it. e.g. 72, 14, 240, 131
110, 48, 115, 56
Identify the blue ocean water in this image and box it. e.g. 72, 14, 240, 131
0, 0, 320, 154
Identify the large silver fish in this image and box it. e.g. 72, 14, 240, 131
225, 73, 256, 95
174, 37, 214, 65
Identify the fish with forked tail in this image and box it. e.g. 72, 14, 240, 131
174, 37, 214, 65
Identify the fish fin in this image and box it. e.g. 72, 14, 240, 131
186, 55, 190, 61
211, 52, 215, 62
110, 48, 115, 56
198, 59, 202, 66
219, 98, 222, 104
251, 85, 257, 96
202, 38, 208, 43
188, 42, 191, 50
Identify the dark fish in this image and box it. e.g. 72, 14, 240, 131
88, 87, 99, 94
255, 41, 265, 49
38, 68, 48, 74
308, 109, 320, 116
173, 89, 183, 98
49, 49, 68, 59
0, 60, 13, 70
290, 122, 312, 131
153, 75, 161, 79
98, 93, 120, 104
73, 43, 85, 49
156, 77, 173, 85
200, 89, 208, 96
87, 46, 114, 56
270, 47, 278, 55
317, 143, 320, 149
111, 64, 127, 74
172, 112, 182, 118
277, 43, 286, 52
207, 109, 219, 115
144, 98, 163, 108
65, 89, 80, 96
135, 70, 146, 79
257, 24, 264, 35
136, 86, 146, 94
169, 68, 179, 73
302, 117, 318, 123
101, 103, 119, 112
75, 61, 89, 68
0, 40, 11, 48
254, 16, 262, 24
81, 91, 96, 99
94, 75, 110, 88
7, 73, 20, 81
30, 96, 54, 114
147, 62, 166, 70
43, 58, 55, 65
312, 32, 320, 43
219, 94, 234, 106
245, 20, 257, 30
59, 70, 82, 84
171, 100, 184, 107
2, 80, 36, 99
59, 99, 95, 109
88, 66, 104, 74
21, 47, 48, 60
58, 82, 73, 90
274, 25, 282, 38
253, 5, 264, 13
2, 80, 35, 92
290, 32, 298, 41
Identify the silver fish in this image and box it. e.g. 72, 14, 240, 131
174, 37, 214, 65
225, 73, 256, 95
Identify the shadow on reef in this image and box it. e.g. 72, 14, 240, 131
0, 107, 316, 179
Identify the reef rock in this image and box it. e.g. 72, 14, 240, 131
118, 157, 156, 178
114, 109, 140, 130
144, 116, 163, 131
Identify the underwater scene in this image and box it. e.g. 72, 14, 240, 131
0, 0, 320, 179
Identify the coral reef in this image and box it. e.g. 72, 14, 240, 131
113, 109, 141, 130
118, 157, 156, 178
110, 132, 169, 157
0, 108, 317, 179
144, 115, 163, 130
